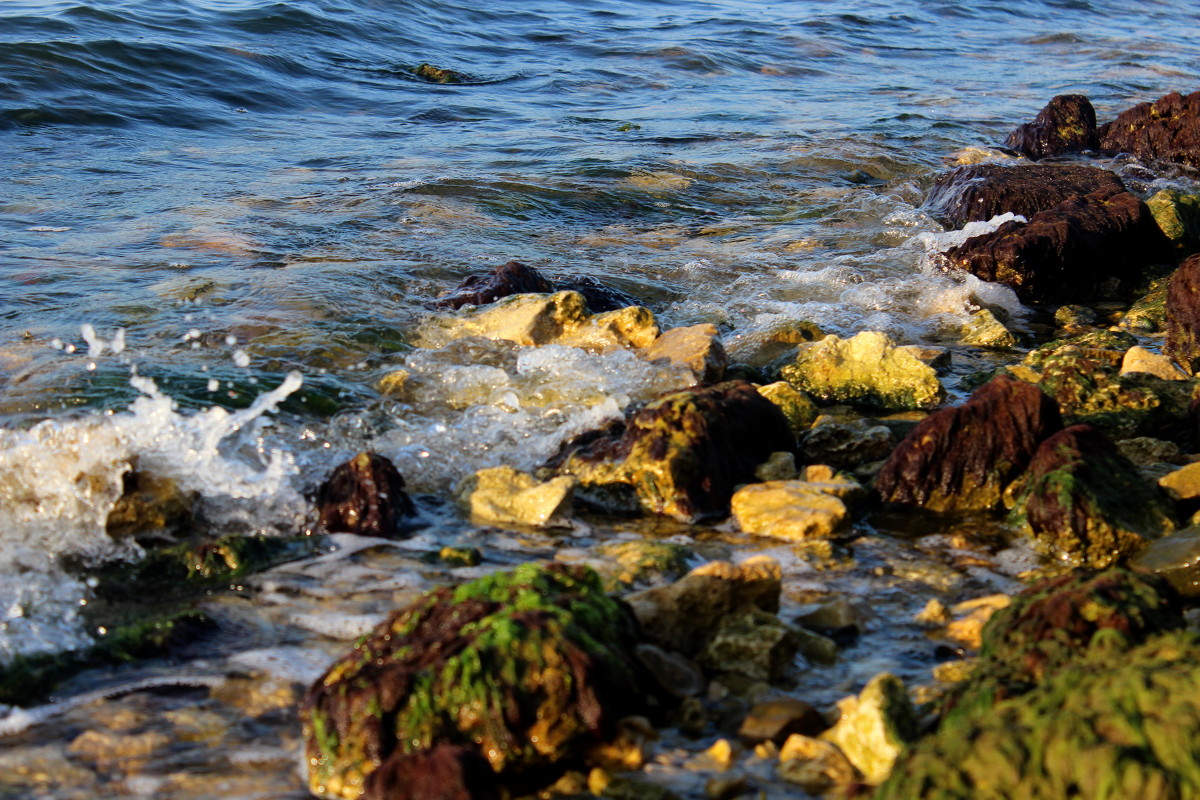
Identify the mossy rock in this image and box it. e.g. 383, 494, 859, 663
597, 540, 692, 588
876, 630, 1200, 800
780, 332, 944, 411
300, 563, 653, 799
1120, 277, 1169, 333
1024, 329, 1137, 370
1148, 188, 1200, 256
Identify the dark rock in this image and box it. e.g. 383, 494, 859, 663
1012, 424, 1175, 567
737, 698, 828, 745
434, 260, 554, 310
943, 187, 1175, 304
1165, 253, 1200, 373
315, 452, 415, 537
1098, 90, 1200, 167
542, 381, 794, 522
414, 63, 469, 84
875, 375, 1062, 514
801, 418, 894, 471
1004, 94, 1098, 159
1133, 527, 1200, 597
106, 469, 196, 542
301, 563, 651, 799
924, 163, 1126, 229
557, 275, 643, 313
362, 745, 499, 800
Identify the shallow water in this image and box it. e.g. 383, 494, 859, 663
3, 0, 1200, 796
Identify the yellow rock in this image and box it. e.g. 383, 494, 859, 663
455, 465, 576, 528
211, 676, 297, 717
377, 369, 409, 396
781, 331, 945, 411
757, 381, 818, 434
1160, 462, 1200, 501
705, 738, 735, 771
914, 598, 951, 626
731, 481, 849, 541
820, 673, 917, 785
638, 324, 727, 384
68, 729, 170, 774
778, 734, 860, 794
1122, 346, 1188, 380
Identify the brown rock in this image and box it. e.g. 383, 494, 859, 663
875, 375, 1062, 513
434, 260, 553, 310
315, 452, 415, 537
1099, 90, 1200, 168
639, 324, 727, 384
943, 187, 1174, 304
1005, 95, 1098, 160
739, 698, 828, 745
363, 745, 500, 800
557, 275, 642, 313
1165, 253, 1200, 374
924, 163, 1126, 229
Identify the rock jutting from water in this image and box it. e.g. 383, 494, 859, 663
315, 452, 415, 538
433, 260, 555, 310
1003, 94, 1099, 160
1098, 89, 1200, 168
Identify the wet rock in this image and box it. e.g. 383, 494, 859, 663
638, 324, 727, 384
1053, 303, 1097, 329
943, 187, 1175, 304
924, 162, 1126, 229
413, 63, 469, 84
801, 417, 894, 473
556, 275, 643, 314
433, 260, 554, 310
106, 469, 196, 541
730, 481, 849, 541
634, 644, 705, 698
877, 631, 1200, 800
701, 609, 803, 681
725, 320, 825, 369
1012, 424, 1175, 567
820, 673, 917, 785
362, 745, 499, 800
792, 626, 838, 665
416, 291, 659, 351
1148, 188, 1200, 255
598, 540, 693, 588
875, 375, 1062, 513
1117, 436, 1183, 468
593, 773, 683, 800
1098, 89, 1200, 167
756, 381, 818, 435
455, 466, 575, 528
780, 332, 945, 411
213, 674, 298, 718
738, 699, 827, 746
300, 563, 650, 798
777, 734, 859, 795
543, 381, 793, 522
704, 774, 749, 800
1004, 94, 1098, 160
1121, 345, 1188, 380
0, 745, 96, 792
754, 451, 798, 481
625, 557, 782, 660
1024, 328, 1137, 370
1166, 253, 1200, 374
1120, 276, 1170, 332
316, 452, 415, 538
795, 596, 866, 638
1158, 461, 1200, 507
960, 307, 1018, 349
68, 729, 170, 774
934, 594, 1012, 651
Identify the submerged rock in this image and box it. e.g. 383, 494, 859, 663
315, 452, 415, 538
1133, 527, 1200, 597
556, 275, 643, 314
943, 187, 1174, 304
1165, 253, 1200, 374
1012, 425, 1176, 567
739, 699, 828, 746
1098, 89, 1200, 167
924, 163, 1125, 229
820, 673, 917, 786
543, 381, 793, 522
638, 323, 727, 384
413, 63, 469, 84
875, 375, 1062, 514
300, 563, 649, 799
779, 331, 945, 412
801, 417, 894, 471
433, 260, 554, 310
778, 734, 860, 795
105, 469, 196, 541
1004, 94, 1098, 160
455, 466, 575, 528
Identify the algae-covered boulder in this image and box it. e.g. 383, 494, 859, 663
779, 332, 945, 412
1004, 94, 1098, 160
960, 308, 1018, 349
1012, 424, 1175, 567
757, 381, 819, 435
876, 375, 1062, 514
876, 631, 1200, 800
315, 452, 415, 538
300, 563, 650, 799
105, 469, 196, 541
543, 381, 793, 522
1098, 89, 1200, 167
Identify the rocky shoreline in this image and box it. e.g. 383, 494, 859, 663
10, 90, 1200, 799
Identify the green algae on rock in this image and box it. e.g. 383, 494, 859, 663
596, 540, 693, 588
1148, 188, 1200, 255
756, 381, 818, 435
1010, 424, 1175, 567
780, 331, 945, 411
543, 381, 793, 522
300, 563, 651, 799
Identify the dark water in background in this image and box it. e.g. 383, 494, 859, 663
2, 3, 1200, 795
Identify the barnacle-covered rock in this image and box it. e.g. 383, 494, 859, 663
300, 563, 650, 799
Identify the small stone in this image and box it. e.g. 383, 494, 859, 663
635, 643, 706, 698
376, 369, 409, 397
433, 259, 554, 310
795, 596, 865, 636
163, 709, 227, 743
914, 598, 950, 627
962, 308, 1019, 349
738, 698, 827, 745
756, 381, 818, 434
1117, 437, 1182, 468
896, 344, 951, 370
68, 730, 170, 774
1055, 304, 1098, 328
639, 324, 727, 384
455, 466, 575, 528
754, 451, 798, 482
700, 609, 802, 682
0, 745, 97, 791
1148, 188, 1200, 253
730, 481, 849, 541
1159, 462, 1200, 502
937, 594, 1012, 650
1132, 526, 1200, 596
780, 331, 945, 411
1121, 345, 1188, 380
588, 716, 656, 772
212, 676, 297, 718
931, 659, 978, 683
820, 673, 918, 785
777, 734, 860, 795
801, 418, 894, 471
316, 452, 415, 537
793, 627, 839, 665
599, 540, 693, 586
703, 738, 735, 771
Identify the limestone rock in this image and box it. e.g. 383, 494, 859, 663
1158, 461, 1200, 502
924, 162, 1126, 229
597, 540, 693, 587
1004, 94, 1098, 160
1148, 188, 1200, 255
316, 452, 415, 538
433, 260, 553, 310
801, 417, 895, 471
731, 481, 850, 541
780, 331, 945, 412
961, 307, 1018, 349
1121, 345, 1188, 380
543, 381, 793, 522
875, 375, 1062, 513
1098, 89, 1200, 167
1013, 424, 1176, 567
638, 324, 727, 384
1165, 253, 1200, 374
455, 466, 575, 528
756, 381, 818, 434
777, 734, 860, 795
754, 451, 798, 482
738, 699, 827, 745
943, 187, 1175, 304
820, 673, 917, 785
